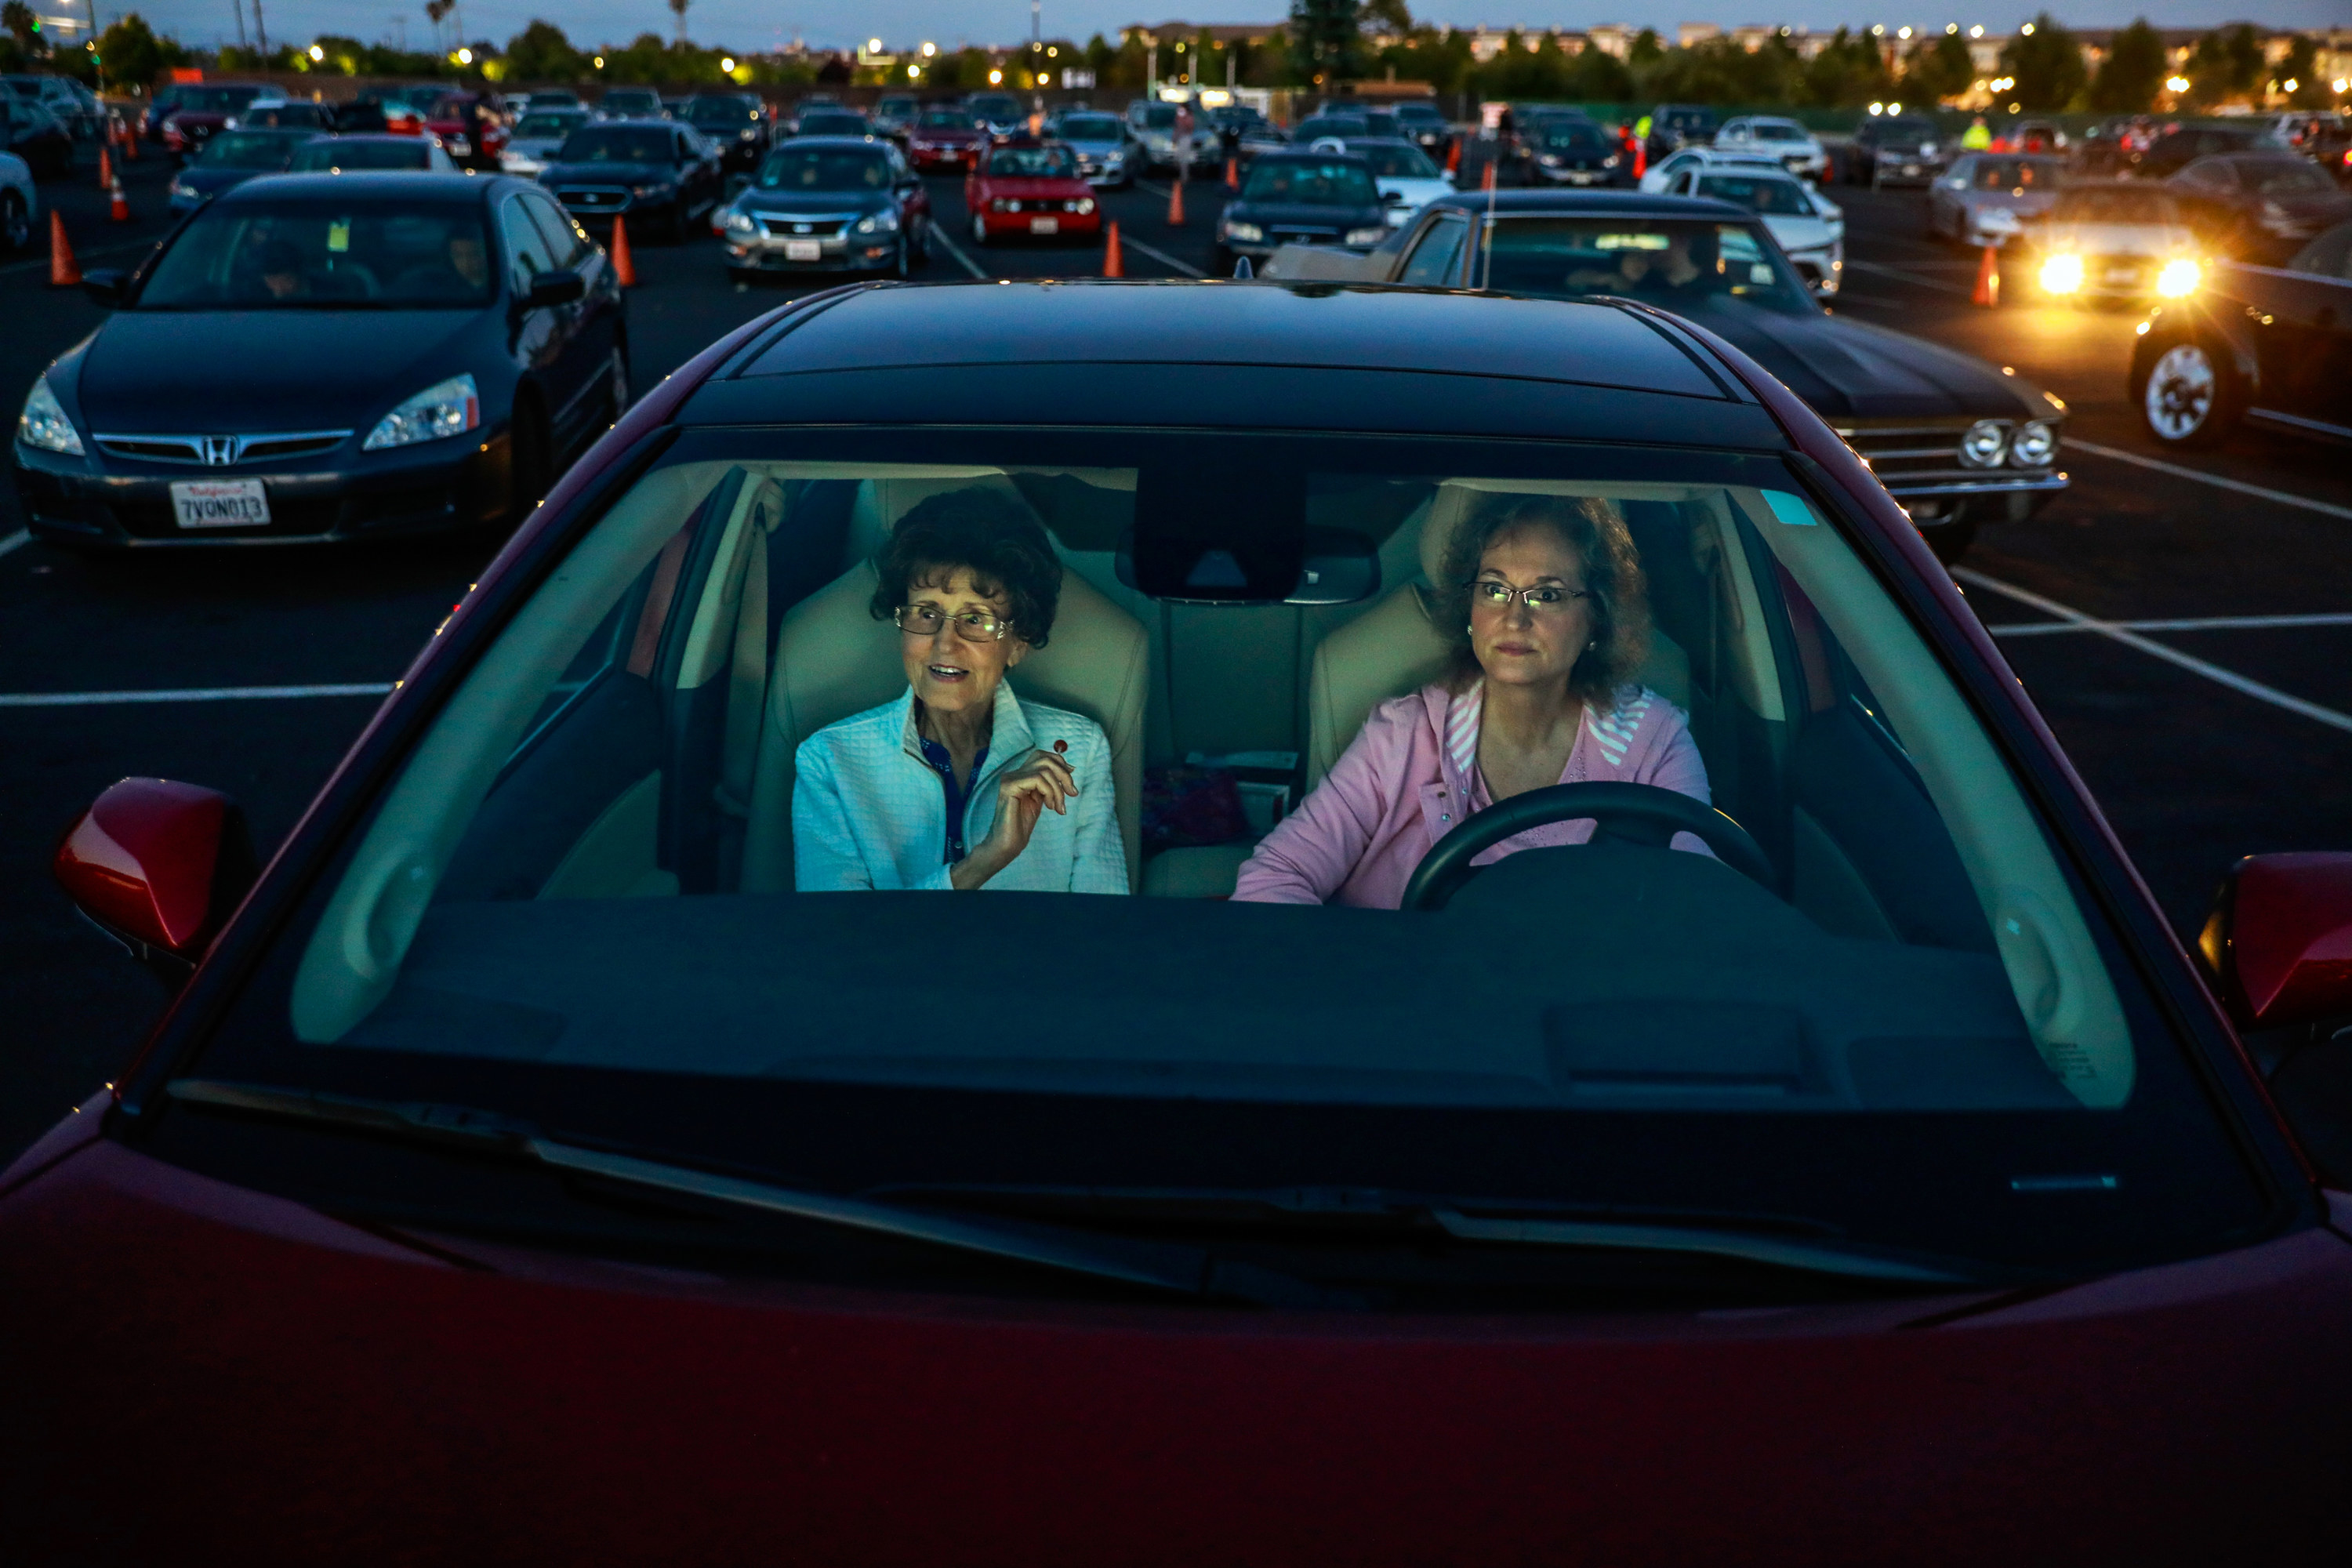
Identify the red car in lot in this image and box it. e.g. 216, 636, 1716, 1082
9, 281, 2352, 1560
906, 105, 987, 171
965, 140, 1101, 245
422, 89, 508, 171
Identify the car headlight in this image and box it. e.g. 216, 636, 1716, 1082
2156, 257, 2201, 298
1601, 154, 1620, 168
1223, 220, 1264, 243
362, 373, 481, 452
853, 209, 899, 234
17, 376, 85, 456
223, 115, 239, 130
724, 208, 757, 234
2038, 252, 2084, 294
2009, 419, 2056, 467
1918, 140, 1936, 154
1958, 419, 2009, 468
1075, 198, 1096, 215
1345, 226, 1389, 246
1538, 153, 1562, 165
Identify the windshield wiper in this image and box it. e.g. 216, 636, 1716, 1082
880, 1184, 1996, 1287
165, 1080, 1325, 1306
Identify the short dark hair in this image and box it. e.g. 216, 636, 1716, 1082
868, 488, 1063, 648
1432, 492, 1651, 703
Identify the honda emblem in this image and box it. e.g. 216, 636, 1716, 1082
201, 436, 238, 466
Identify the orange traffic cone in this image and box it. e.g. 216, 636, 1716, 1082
609, 213, 637, 287
1225, 156, 1238, 190
109, 172, 129, 222
1480, 158, 1497, 193
1166, 173, 1185, 227
1971, 242, 2000, 307
97, 145, 112, 191
1103, 220, 1123, 278
49, 211, 80, 287
121, 117, 138, 160
1445, 136, 1461, 174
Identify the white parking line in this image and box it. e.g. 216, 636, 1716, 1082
0, 529, 28, 559
925, 226, 989, 280
1120, 235, 1206, 278
1990, 611, 2352, 637
2066, 439, 2352, 523
1955, 567, 2352, 736
0, 682, 396, 709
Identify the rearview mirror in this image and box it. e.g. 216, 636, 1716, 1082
522, 269, 586, 308
53, 778, 258, 985
81, 269, 129, 307
725, 172, 750, 198
2200, 853, 2352, 1033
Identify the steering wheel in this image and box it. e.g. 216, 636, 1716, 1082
1400, 781, 1775, 913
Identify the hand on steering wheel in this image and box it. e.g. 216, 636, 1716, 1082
1400, 781, 1773, 912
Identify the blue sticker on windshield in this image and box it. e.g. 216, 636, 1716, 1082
1761, 489, 1818, 527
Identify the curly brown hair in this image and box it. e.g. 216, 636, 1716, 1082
868, 488, 1063, 649
1432, 492, 1651, 703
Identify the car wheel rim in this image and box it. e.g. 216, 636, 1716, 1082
2145, 343, 2214, 439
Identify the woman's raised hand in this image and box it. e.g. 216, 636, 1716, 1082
949, 742, 1079, 891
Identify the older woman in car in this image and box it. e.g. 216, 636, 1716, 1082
1233, 492, 1710, 908
793, 489, 1127, 894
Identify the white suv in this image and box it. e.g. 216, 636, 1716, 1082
1714, 116, 1828, 180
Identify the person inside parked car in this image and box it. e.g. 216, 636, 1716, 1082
1232, 493, 1711, 908
1566, 228, 1717, 299
793, 490, 1129, 894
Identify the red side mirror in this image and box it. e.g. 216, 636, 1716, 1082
53, 778, 256, 978
2200, 853, 2352, 1033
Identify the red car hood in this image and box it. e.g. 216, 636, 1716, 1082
914, 129, 984, 144
978, 175, 1091, 199
5, 1131, 2350, 1561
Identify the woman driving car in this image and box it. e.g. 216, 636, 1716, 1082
1233, 493, 1711, 908
793, 490, 1128, 894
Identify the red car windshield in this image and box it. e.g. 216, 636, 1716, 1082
989, 147, 1078, 178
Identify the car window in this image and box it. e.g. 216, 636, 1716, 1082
1695, 175, 1815, 216
1242, 158, 1380, 205
561, 127, 673, 162
521, 188, 593, 268
919, 111, 975, 130
1399, 214, 1468, 285
1135, 104, 1178, 129
1058, 115, 1121, 140
1482, 218, 1813, 314
516, 112, 585, 138
2176, 161, 2233, 190
2052, 187, 2177, 225
499, 197, 559, 291
289, 139, 430, 171
176, 421, 2274, 1298
757, 146, 891, 190
1974, 158, 2060, 190
137, 199, 495, 309
1356, 143, 1438, 178
2285, 223, 2352, 281
796, 114, 869, 136
1539, 123, 1606, 152
2241, 159, 2330, 194
989, 146, 1079, 178
200, 131, 307, 168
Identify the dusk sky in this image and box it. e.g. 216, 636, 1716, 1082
103, 0, 2345, 56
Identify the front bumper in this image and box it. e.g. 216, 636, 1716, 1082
550, 186, 673, 222
1788, 242, 1844, 296
975, 209, 1102, 239
723, 227, 905, 271
10, 430, 510, 548
1870, 154, 1940, 185
1532, 163, 1622, 186
909, 146, 975, 169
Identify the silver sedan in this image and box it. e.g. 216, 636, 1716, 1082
1927, 154, 2067, 248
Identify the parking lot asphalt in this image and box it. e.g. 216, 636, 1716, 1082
2, 144, 2346, 1163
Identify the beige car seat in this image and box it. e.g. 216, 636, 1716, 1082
1308, 485, 1692, 786
739, 474, 1149, 892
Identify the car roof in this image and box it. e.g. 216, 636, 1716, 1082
1422, 188, 1756, 222
223, 171, 500, 201
779, 135, 886, 147
1256, 147, 1372, 163
682, 281, 1787, 446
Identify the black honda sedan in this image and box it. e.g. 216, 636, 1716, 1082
1214, 149, 1393, 270
539, 119, 725, 242
1265, 190, 2067, 561
9, 172, 628, 549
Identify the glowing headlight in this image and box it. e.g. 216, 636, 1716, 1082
2009, 420, 2056, 467
2038, 252, 2084, 294
1075, 198, 1096, 215
362, 374, 480, 452
16, 376, 85, 456
1223, 220, 1264, 243
724, 208, 757, 234
1958, 419, 2009, 468
1601, 154, 1620, 168
2156, 257, 2201, 298
1345, 226, 1389, 246
853, 209, 899, 233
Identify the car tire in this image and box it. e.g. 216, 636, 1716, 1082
893, 236, 911, 279
507, 396, 552, 522
913, 220, 935, 267
2135, 336, 2243, 450
0, 190, 27, 254
970, 212, 989, 246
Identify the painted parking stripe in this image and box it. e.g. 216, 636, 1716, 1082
1955, 568, 2352, 737
0, 529, 28, 559
1989, 611, 2352, 637
2066, 439, 2352, 523
1842, 259, 1970, 296
0, 682, 395, 709
1120, 235, 1206, 278
925, 225, 989, 280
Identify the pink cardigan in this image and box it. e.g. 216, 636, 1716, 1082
1232, 681, 1712, 909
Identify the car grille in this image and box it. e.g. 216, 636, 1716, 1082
556, 185, 630, 211
1832, 419, 2060, 495
995, 198, 1089, 213
760, 216, 848, 237
92, 430, 352, 466
1269, 225, 1340, 243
